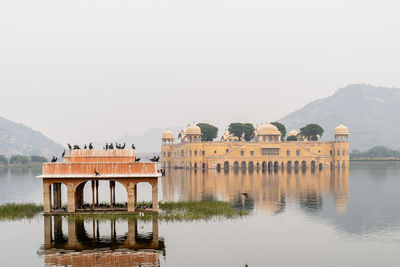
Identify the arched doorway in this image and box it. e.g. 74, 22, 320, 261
274, 161, 279, 169
48, 182, 67, 212
216, 164, 221, 171
319, 163, 323, 170
262, 161, 267, 170
311, 161, 316, 169
301, 161, 307, 169
234, 161, 239, 169
268, 161, 273, 169
241, 161, 247, 169
294, 161, 300, 169
224, 161, 229, 169
248, 161, 254, 170
287, 161, 292, 170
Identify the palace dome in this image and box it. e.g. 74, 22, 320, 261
287, 129, 299, 137
257, 123, 281, 135
186, 124, 202, 135
162, 129, 174, 139
334, 123, 349, 135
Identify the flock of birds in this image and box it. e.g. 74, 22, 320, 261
49, 143, 165, 176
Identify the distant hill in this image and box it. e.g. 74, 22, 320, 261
111, 127, 181, 153
0, 116, 64, 158
279, 84, 400, 150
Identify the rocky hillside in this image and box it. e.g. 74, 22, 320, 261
279, 84, 400, 150
0, 116, 64, 158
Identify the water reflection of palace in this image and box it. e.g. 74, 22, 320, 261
40, 216, 165, 267
162, 169, 349, 214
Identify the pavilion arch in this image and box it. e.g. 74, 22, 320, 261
224, 161, 230, 169
248, 161, 254, 170
216, 164, 221, 171
287, 161, 292, 170
234, 161, 239, 169
75, 179, 128, 211
241, 161, 247, 169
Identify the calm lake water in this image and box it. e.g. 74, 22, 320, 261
1, 163, 400, 266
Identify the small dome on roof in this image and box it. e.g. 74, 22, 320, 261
287, 129, 299, 137
186, 124, 202, 135
257, 123, 281, 135
162, 129, 174, 139
335, 123, 349, 135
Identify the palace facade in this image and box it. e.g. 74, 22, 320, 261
161, 123, 349, 169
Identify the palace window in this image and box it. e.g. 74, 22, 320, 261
296, 150, 300, 156
226, 149, 229, 153
250, 150, 254, 156
337, 150, 340, 156
194, 150, 197, 156
330, 150, 333, 156
168, 152, 171, 157
342, 150, 345, 156
202, 151, 205, 156
241, 150, 244, 156
261, 148, 280, 156
286, 150, 290, 156
180, 150, 184, 157
163, 152, 166, 157
318, 150, 321, 153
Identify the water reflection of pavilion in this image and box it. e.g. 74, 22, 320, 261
40, 216, 165, 267
162, 169, 349, 214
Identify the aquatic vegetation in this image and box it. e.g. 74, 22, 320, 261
0, 201, 248, 221
0, 203, 43, 220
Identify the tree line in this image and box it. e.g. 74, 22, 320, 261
0, 155, 48, 165
196, 122, 324, 141
350, 146, 400, 159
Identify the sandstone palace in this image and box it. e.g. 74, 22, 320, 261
161, 122, 349, 170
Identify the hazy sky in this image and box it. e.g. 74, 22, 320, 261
1, 0, 399, 145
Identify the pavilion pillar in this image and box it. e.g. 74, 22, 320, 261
44, 215, 52, 249
127, 182, 136, 212
109, 181, 114, 209
67, 183, 76, 213
134, 184, 137, 204
92, 180, 95, 210
112, 182, 116, 206
43, 183, 51, 213
152, 181, 159, 212
95, 180, 99, 205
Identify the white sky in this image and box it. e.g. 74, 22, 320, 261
1, 0, 399, 145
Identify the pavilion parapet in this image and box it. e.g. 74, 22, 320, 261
66, 149, 136, 163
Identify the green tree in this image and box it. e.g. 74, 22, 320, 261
30, 155, 48, 163
286, 135, 298, 141
0, 155, 8, 165
197, 123, 218, 141
9, 155, 29, 164
228, 123, 255, 141
271, 122, 286, 140
300, 124, 324, 141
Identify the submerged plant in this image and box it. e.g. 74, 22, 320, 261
0, 203, 43, 220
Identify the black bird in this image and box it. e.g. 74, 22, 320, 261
109, 143, 114, 149
73, 145, 81, 150
105, 143, 109, 150
51, 156, 55, 162
67, 143, 72, 150
89, 142, 93, 150
61, 150, 65, 158
158, 168, 166, 176
150, 156, 160, 162
116, 143, 121, 149
132, 144, 136, 150
94, 169, 100, 176
121, 143, 126, 149
84, 144, 87, 149
134, 157, 141, 163
241, 193, 249, 198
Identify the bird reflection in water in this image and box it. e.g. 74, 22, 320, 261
39, 216, 165, 267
